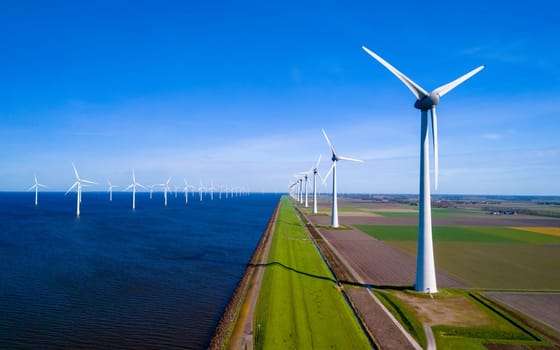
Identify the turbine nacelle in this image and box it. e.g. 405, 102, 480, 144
414, 93, 440, 111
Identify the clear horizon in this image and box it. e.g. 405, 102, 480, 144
1, 1, 559, 195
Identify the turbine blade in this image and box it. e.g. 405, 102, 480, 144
338, 155, 364, 163
27, 185, 36, 192
433, 65, 484, 98
123, 184, 133, 191
431, 107, 439, 190
136, 183, 146, 189
38, 184, 48, 188
317, 171, 325, 183
72, 162, 80, 179
65, 182, 78, 195
362, 46, 428, 99
82, 179, 97, 184
322, 129, 337, 157
315, 154, 322, 169
322, 162, 335, 185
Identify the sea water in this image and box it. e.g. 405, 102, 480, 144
0, 192, 280, 349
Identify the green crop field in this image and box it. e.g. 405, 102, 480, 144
355, 224, 560, 244
254, 197, 372, 349
355, 225, 560, 289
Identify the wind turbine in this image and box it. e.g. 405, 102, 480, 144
183, 179, 195, 205
311, 155, 322, 214
198, 181, 205, 202
107, 181, 119, 202
362, 46, 484, 293
148, 184, 155, 200
123, 169, 145, 210
321, 129, 363, 228
156, 177, 172, 207
27, 174, 47, 206
65, 163, 96, 216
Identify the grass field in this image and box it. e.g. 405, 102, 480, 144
356, 225, 560, 289
375, 289, 547, 350
253, 197, 371, 349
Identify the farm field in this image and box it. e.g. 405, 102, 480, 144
355, 225, 560, 289
485, 292, 560, 333
253, 197, 371, 349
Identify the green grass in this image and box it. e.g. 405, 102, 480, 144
376, 289, 546, 350
355, 225, 560, 244
254, 196, 372, 349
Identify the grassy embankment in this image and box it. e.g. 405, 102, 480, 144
254, 196, 371, 349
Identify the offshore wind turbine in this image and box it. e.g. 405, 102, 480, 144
183, 179, 195, 205
148, 184, 155, 200
107, 181, 119, 202
65, 163, 96, 216
156, 177, 172, 207
198, 181, 205, 202
123, 169, 145, 210
321, 129, 363, 228
362, 46, 484, 293
27, 174, 47, 206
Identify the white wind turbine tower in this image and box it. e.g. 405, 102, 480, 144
156, 177, 172, 207
302, 173, 310, 208
27, 174, 47, 206
65, 163, 96, 216
124, 169, 145, 210
321, 129, 363, 228
296, 177, 303, 204
363, 46, 484, 293
183, 179, 195, 205
148, 185, 155, 200
107, 181, 119, 202
198, 180, 205, 201
208, 181, 215, 201
311, 155, 322, 214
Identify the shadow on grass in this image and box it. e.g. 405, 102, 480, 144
251, 261, 414, 291
251, 261, 338, 284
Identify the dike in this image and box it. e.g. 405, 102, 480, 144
207, 199, 280, 350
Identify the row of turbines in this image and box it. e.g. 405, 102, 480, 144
290, 46, 484, 294
28, 164, 250, 216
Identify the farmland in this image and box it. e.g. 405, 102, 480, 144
298, 195, 560, 349
355, 224, 560, 289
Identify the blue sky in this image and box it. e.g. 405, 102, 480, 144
1, 0, 559, 194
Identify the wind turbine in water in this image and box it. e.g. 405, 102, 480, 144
321, 129, 363, 228
362, 46, 484, 293
65, 163, 96, 216
107, 181, 119, 202
28, 174, 47, 206
156, 177, 172, 207
183, 179, 195, 205
124, 169, 145, 210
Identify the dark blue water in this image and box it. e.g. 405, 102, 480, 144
0, 192, 280, 349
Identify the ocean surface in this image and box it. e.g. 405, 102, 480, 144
0, 191, 280, 349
